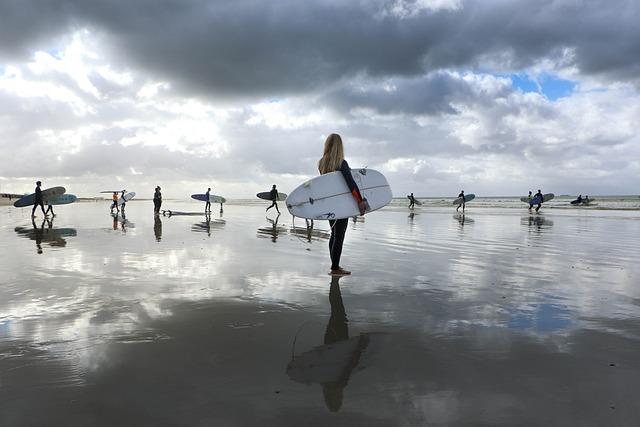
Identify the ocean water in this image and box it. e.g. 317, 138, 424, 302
1, 201, 639, 425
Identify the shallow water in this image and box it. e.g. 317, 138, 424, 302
1, 201, 640, 426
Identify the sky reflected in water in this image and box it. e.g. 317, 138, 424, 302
1, 201, 639, 425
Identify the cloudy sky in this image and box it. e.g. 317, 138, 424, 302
1, 0, 639, 198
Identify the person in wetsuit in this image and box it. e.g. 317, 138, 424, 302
153, 186, 162, 214
456, 190, 466, 212
31, 181, 46, 218
266, 185, 280, 214
408, 193, 416, 209
205, 187, 211, 213
45, 202, 55, 217
319, 133, 367, 276
526, 191, 533, 212
534, 189, 544, 213
120, 190, 127, 214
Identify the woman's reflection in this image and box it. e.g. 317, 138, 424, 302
286, 276, 370, 412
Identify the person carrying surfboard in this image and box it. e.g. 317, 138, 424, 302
266, 185, 281, 214
408, 193, 416, 209
111, 192, 119, 214
31, 181, 47, 218
120, 190, 127, 213
319, 133, 367, 276
534, 189, 543, 213
456, 190, 466, 212
205, 187, 212, 213
526, 191, 533, 212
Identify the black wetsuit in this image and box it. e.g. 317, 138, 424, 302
328, 160, 363, 271
456, 192, 465, 211
32, 186, 45, 216
408, 195, 415, 209
535, 192, 543, 212
205, 190, 211, 212
153, 189, 161, 213
266, 188, 280, 213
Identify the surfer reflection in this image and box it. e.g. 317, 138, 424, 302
286, 276, 369, 412
154, 214, 162, 241
267, 213, 281, 242
15, 217, 74, 253
33, 217, 44, 254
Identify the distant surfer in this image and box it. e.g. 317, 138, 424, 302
408, 193, 416, 209
534, 189, 543, 213
120, 190, 127, 213
318, 133, 367, 276
153, 186, 162, 214
456, 190, 466, 212
266, 185, 280, 214
111, 192, 119, 214
526, 191, 533, 212
584, 195, 590, 204
31, 181, 46, 218
205, 187, 212, 213
576, 195, 583, 204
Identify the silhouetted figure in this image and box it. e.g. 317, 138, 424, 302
31, 181, 46, 218
266, 185, 280, 214
205, 187, 211, 213
534, 189, 543, 213
153, 186, 162, 214
456, 190, 466, 212
408, 193, 416, 209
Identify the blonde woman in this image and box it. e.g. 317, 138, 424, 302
319, 134, 367, 276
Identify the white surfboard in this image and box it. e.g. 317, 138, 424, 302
286, 168, 392, 220
117, 192, 136, 206
452, 194, 475, 205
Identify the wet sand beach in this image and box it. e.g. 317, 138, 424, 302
1, 202, 640, 426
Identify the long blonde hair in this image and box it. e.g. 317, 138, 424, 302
318, 133, 345, 175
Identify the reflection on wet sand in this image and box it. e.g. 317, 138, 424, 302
14, 218, 77, 253
287, 276, 371, 412
191, 214, 226, 236
111, 212, 134, 232
453, 213, 474, 226
154, 215, 162, 241
257, 214, 287, 242
289, 222, 330, 242
522, 214, 554, 230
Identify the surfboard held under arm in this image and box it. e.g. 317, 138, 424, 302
286, 168, 392, 220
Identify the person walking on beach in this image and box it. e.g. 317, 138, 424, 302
534, 189, 544, 213
408, 193, 416, 210
111, 192, 119, 214
319, 133, 367, 276
205, 187, 211, 213
45, 202, 55, 217
266, 185, 280, 214
31, 181, 46, 218
120, 190, 127, 214
526, 191, 533, 212
153, 186, 162, 214
456, 190, 466, 212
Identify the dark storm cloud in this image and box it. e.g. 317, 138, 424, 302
1, 0, 639, 99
